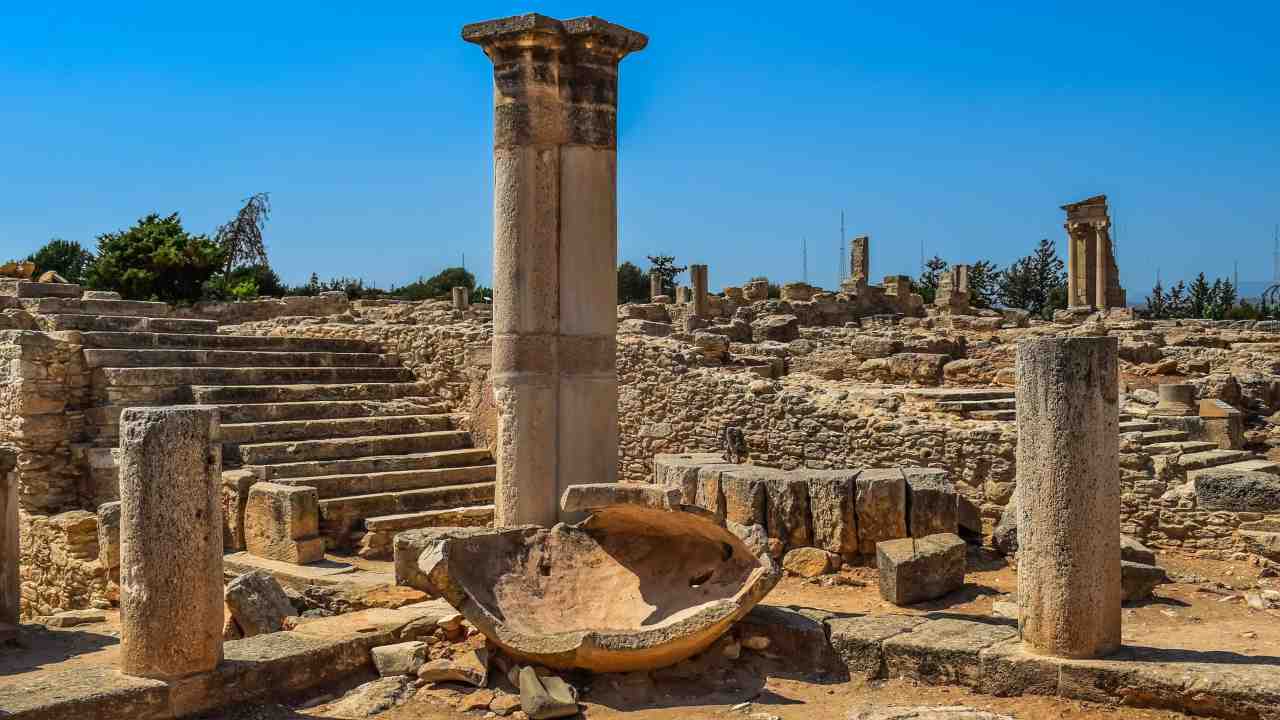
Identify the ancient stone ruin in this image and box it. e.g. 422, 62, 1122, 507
2, 11, 1280, 720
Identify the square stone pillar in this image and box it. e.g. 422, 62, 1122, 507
649, 270, 662, 300
1094, 226, 1110, 310
465, 14, 646, 526
451, 286, 471, 310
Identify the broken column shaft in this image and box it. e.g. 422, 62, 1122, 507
465, 14, 647, 525
1015, 337, 1121, 658
118, 406, 224, 679
690, 264, 709, 317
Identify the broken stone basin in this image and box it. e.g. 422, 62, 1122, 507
395, 484, 780, 672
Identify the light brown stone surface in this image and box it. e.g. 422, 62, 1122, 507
117, 406, 224, 679
243, 482, 323, 564
1015, 337, 1121, 659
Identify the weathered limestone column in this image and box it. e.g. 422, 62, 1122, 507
118, 407, 223, 679
1015, 337, 1121, 659
465, 14, 647, 526
650, 270, 662, 300
451, 286, 471, 310
1150, 383, 1197, 417
1094, 226, 1109, 310
852, 235, 870, 290
1066, 226, 1080, 308
689, 264, 709, 317
0, 449, 18, 631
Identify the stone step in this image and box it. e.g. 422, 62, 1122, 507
36, 314, 219, 334
21, 297, 173, 317
191, 382, 433, 405
969, 409, 1016, 421
1146, 440, 1219, 455
212, 398, 447, 424
934, 398, 1017, 413
1177, 449, 1256, 471
1135, 429, 1190, 445
84, 348, 391, 370
95, 365, 416, 388
1119, 420, 1160, 433
258, 448, 494, 480
364, 505, 495, 534
220, 414, 453, 445
909, 388, 1015, 402
319, 482, 496, 539
1211, 458, 1280, 476
78, 331, 380, 354
236, 430, 472, 465
272, 464, 496, 499
0, 279, 82, 298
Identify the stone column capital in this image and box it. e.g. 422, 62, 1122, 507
463, 14, 647, 62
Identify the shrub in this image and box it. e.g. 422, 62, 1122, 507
85, 213, 224, 303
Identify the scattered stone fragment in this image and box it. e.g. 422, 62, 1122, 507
459, 689, 496, 712
1121, 561, 1168, 603
371, 640, 429, 677
876, 533, 966, 606
741, 635, 770, 651
518, 666, 578, 720
224, 569, 295, 637
782, 547, 831, 578
322, 675, 415, 717
1120, 535, 1157, 565
490, 692, 522, 716
44, 609, 107, 628
418, 648, 489, 687
848, 707, 1014, 720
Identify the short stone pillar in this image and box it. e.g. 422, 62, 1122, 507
1015, 337, 1121, 659
723, 286, 744, 303
1150, 383, 1197, 417
689, 264, 709, 317
118, 407, 224, 679
465, 14, 647, 526
244, 482, 324, 564
649, 271, 663, 300
451, 286, 470, 311
0, 449, 18, 631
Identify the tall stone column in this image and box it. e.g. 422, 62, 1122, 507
690, 264, 709, 317
1015, 337, 1121, 659
650, 270, 662, 300
1094, 225, 1110, 310
451, 286, 471, 311
852, 235, 870, 290
465, 14, 647, 526
0, 449, 18, 632
118, 407, 223, 679
1066, 225, 1080, 307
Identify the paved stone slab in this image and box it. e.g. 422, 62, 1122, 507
976, 640, 1060, 697
827, 614, 927, 678
0, 665, 168, 720
882, 617, 1018, 688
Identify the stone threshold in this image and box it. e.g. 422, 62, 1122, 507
756, 605, 1280, 720
0, 603, 449, 719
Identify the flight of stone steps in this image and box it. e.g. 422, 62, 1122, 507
926, 389, 1017, 421
1120, 417, 1280, 483
6, 280, 496, 554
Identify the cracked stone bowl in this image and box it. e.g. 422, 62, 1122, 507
394, 484, 780, 672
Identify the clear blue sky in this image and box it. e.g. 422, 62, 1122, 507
3, 2, 1277, 296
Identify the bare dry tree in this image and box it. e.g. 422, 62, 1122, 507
215, 192, 271, 275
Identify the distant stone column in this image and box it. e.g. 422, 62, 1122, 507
1066, 226, 1080, 307
1015, 337, 1121, 659
851, 235, 870, 290
451, 286, 471, 310
1150, 383, 1196, 417
465, 14, 647, 525
1094, 226, 1109, 310
118, 407, 223, 679
690, 264, 709, 317
650, 271, 662, 300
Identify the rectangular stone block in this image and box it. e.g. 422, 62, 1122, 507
903, 467, 959, 538
719, 467, 776, 527
652, 453, 725, 504
244, 482, 324, 565
876, 533, 966, 605
856, 469, 907, 556
803, 469, 859, 556
977, 640, 1062, 697
222, 468, 258, 552
826, 614, 925, 679
763, 475, 811, 551
882, 617, 1018, 688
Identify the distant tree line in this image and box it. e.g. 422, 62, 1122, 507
910, 238, 1068, 319
15, 194, 491, 305
1145, 273, 1266, 320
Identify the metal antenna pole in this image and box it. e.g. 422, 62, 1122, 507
802, 237, 808, 284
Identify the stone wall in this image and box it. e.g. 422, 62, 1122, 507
18, 510, 111, 618
174, 292, 351, 324
616, 335, 1017, 517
